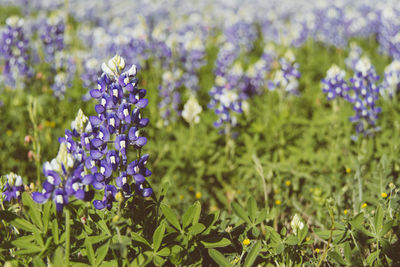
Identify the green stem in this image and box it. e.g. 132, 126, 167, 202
65, 208, 71, 267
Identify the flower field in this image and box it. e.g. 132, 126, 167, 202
1, 0, 400, 266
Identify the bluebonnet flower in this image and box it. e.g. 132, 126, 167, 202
347, 57, 381, 137
378, 6, 400, 60
158, 69, 183, 126
33, 56, 153, 211
322, 64, 349, 100
50, 52, 76, 99
380, 60, 400, 98
87, 55, 153, 208
268, 50, 301, 95
0, 16, 32, 87
1, 173, 24, 202
39, 14, 65, 62
345, 43, 363, 71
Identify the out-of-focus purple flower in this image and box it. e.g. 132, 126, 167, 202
380, 60, 400, 98
322, 64, 349, 100
1, 173, 24, 202
0, 16, 32, 87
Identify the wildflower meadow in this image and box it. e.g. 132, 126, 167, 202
1, 0, 400, 266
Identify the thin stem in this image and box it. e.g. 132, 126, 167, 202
252, 154, 268, 206
317, 209, 334, 267
65, 208, 71, 267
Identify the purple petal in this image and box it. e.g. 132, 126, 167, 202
90, 89, 102, 98
32, 192, 48, 204
93, 200, 105, 210
136, 98, 148, 109
135, 137, 147, 147
133, 174, 145, 184
142, 188, 153, 197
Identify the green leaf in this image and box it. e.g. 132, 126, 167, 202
265, 226, 282, 244
52, 247, 64, 265
153, 222, 166, 252
87, 234, 110, 245
11, 236, 36, 249
374, 206, 383, 234
97, 220, 111, 235
247, 197, 257, 223
52, 219, 59, 244
350, 213, 364, 229
343, 242, 352, 263
160, 204, 181, 231
130, 251, 153, 267
200, 237, 231, 248
255, 209, 268, 225
244, 240, 261, 267
99, 261, 118, 267
22, 192, 43, 230
153, 255, 166, 266
13, 246, 42, 255
366, 251, 378, 265
298, 225, 308, 243
42, 201, 52, 233
285, 235, 298, 246
95, 240, 110, 266
315, 229, 347, 241
380, 221, 393, 236
192, 201, 201, 225
32, 256, 46, 267
13, 217, 38, 233
85, 239, 95, 266
251, 227, 260, 237
182, 204, 196, 229
130, 232, 151, 248
156, 247, 170, 257
328, 251, 346, 265
208, 249, 231, 267
231, 202, 251, 224
188, 223, 206, 235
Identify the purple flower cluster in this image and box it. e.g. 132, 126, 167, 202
32, 55, 152, 212
51, 52, 76, 99
378, 7, 400, 60
158, 69, 183, 126
268, 50, 301, 95
322, 64, 349, 100
380, 60, 400, 98
40, 15, 65, 62
208, 42, 242, 131
0, 16, 32, 87
345, 43, 363, 71
322, 57, 382, 138
1, 173, 24, 203
347, 57, 381, 137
